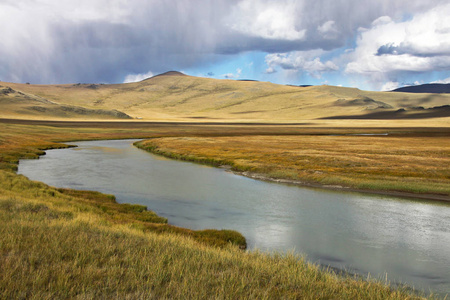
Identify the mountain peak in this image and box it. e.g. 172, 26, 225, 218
153, 71, 186, 78
139, 71, 186, 82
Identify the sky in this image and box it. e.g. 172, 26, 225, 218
1, 0, 450, 91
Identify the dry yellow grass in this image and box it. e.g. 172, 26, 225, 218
0, 120, 433, 299
1, 192, 426, 299
0, 85, 131, 120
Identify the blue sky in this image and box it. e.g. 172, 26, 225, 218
1, 0, 450, 91
184, 51, 349, 87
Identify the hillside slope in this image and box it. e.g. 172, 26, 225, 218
0, 85, 131, 120
393, 83, 450, 94
2, 72, 450, 123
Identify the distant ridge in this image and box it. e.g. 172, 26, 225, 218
2, 73, 450, 122
138, 71, 186, 82
150, 71, 186, 78
392, 83, 450, 94
286, 84, 313, 87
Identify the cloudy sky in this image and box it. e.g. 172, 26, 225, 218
1, 0, 450, 91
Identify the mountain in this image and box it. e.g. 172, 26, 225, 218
392, 83, 450, 94
1, 72, 450, 122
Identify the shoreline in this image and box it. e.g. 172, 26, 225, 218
11, 141, 247, 250
229, 168, 450, 203
134, 141, 450, 204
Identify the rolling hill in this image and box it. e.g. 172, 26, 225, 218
392, 83, 450, 94
1, 71, 449, 124
0, 85, 131, 120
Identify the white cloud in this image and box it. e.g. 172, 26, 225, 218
222, 68, 242, 79
265, 51, 338, 78
227, 0, 306, 41
265, 67, 276, 74
317, 20, 338, 39
345, 2, 450, 88
370, 16, 392, 27
381, 81, 400, 91
432, 77, 450, 84
123, 71, 154, 83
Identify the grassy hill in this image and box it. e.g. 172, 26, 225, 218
2, 72, 449, 125
393, 83, 450, 94
0, 85, 131, 120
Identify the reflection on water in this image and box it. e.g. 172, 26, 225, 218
18, 139, 450, 296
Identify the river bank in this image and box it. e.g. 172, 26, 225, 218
134, 133, 450, 203
231, 169, 450, 203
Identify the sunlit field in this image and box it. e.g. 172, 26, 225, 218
3, 73, 450, 124
0, 120, 441, 298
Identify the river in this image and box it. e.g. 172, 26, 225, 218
17, 139, 450, 296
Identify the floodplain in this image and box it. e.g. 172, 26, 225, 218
1, 119, 448, 298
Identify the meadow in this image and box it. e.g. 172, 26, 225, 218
0, 119, 441, 298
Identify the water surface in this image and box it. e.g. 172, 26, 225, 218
18, 139, 450, 296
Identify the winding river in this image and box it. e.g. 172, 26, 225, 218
18, 139, 450, 296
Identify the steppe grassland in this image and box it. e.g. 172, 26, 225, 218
0, 121, 434, 298
0, 122, 247, 247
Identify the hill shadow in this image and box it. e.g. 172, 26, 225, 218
322, 106, 450, 120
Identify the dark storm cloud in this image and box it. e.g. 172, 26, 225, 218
377, 43, 450, 58
0, 0, 234, 83
376, 44, 402, 56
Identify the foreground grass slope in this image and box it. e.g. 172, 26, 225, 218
0, 193, 422, 299
0, 121, 433, 298
3, 71, 450, 123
